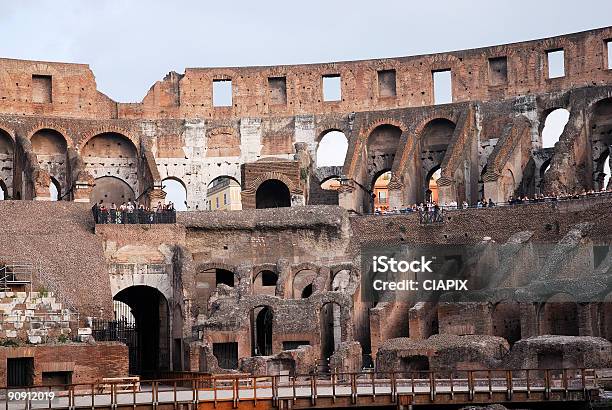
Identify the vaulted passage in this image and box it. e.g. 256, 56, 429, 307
113, 286, 169, 377
251, 306, 273, 356
256, 179, 290, 209
591, 98, 612, 191
90, 176, 135, 206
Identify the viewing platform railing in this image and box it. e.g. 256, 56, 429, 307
0, 368, 605, 409
94, 209, 176, 225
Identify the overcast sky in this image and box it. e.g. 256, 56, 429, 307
1, 1, 611, 102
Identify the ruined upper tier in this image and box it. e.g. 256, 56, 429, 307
1, 27, 611, 119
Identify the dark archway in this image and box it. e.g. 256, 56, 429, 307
256, 179, 290, 209
591, 98, 612, 190
113, 286, 169, 376
251, 306, 273, 356
253, 270, 278, 296
320, 302, 342, 364
491, 302, 521, 345
90, 176, 135, 206
215, 269, 236, 287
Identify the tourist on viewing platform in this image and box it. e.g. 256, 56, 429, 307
462, 200, 469, 209
487, 198, 495, 207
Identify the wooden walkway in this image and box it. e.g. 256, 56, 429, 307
0, 368, 606, 409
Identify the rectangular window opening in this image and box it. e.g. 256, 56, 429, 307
7, 358, 34, 387
32, 75, 52, 103
268, 76, 287, 105
282, 341, 310, 350
488, 57, 508, 86
42, 371, 72, 387
433, 70, 452, 105
322, 75, 341, 102
212, 342, 238, 370
213, 79, 232, 107
547, 49, 565, 79
377, 69, 396, 97
607, 40, 612, 70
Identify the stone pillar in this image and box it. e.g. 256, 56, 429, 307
73, 180, 93, 203
436, 176, 456, 206
578, 303, 594, 336
520, 303, 539, 338
146, 186, 166, 208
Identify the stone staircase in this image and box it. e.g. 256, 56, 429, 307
0, 291, 78, 344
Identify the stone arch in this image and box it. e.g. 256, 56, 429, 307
253, 269, 278, 296
346, 119, 406, 178
78, 127, 139, 153
162, 177, 187, 211
256, 179, 291, 209
251, 305, 274, 356
113, 285, 170, 375
27, 124, 73, 149
30, 128, 70, 196
82, 132, 139, 197
197, 262, 239, 288
90, 176, 135, 206
540, 108, 570, 148
82, 132, 138, 158
0, 128, 14, 199
30, 128, 68, 155
293, 268, 317, 299
316, 129, 349, 167
207, 175, 242, 211
331, 269, 351, 291
540, 293, 579, 336
246, 172, 298, 195
589, 97, 612, 190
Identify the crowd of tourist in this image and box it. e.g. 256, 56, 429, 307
373, 187, 612, 219
92, 200, 177, 224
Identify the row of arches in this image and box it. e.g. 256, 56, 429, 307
211, 266, 350, 299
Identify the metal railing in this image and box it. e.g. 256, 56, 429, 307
94, 209, 176, 225
0, 263, 33, 292
0, 368, 603, 409
369, 189, 612, 217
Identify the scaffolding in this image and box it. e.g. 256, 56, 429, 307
0, 261, 33, 292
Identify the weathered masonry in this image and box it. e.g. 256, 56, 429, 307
0, 27, 611, 389
0, 27, 610, 212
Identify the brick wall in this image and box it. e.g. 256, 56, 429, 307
0, 342, 128, 387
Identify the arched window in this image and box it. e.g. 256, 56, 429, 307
162, 178, 187, 211
207, 176, 242, 210
317, 131, 348, 167
372, 171, 391, 211
542, 108, 570, 148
